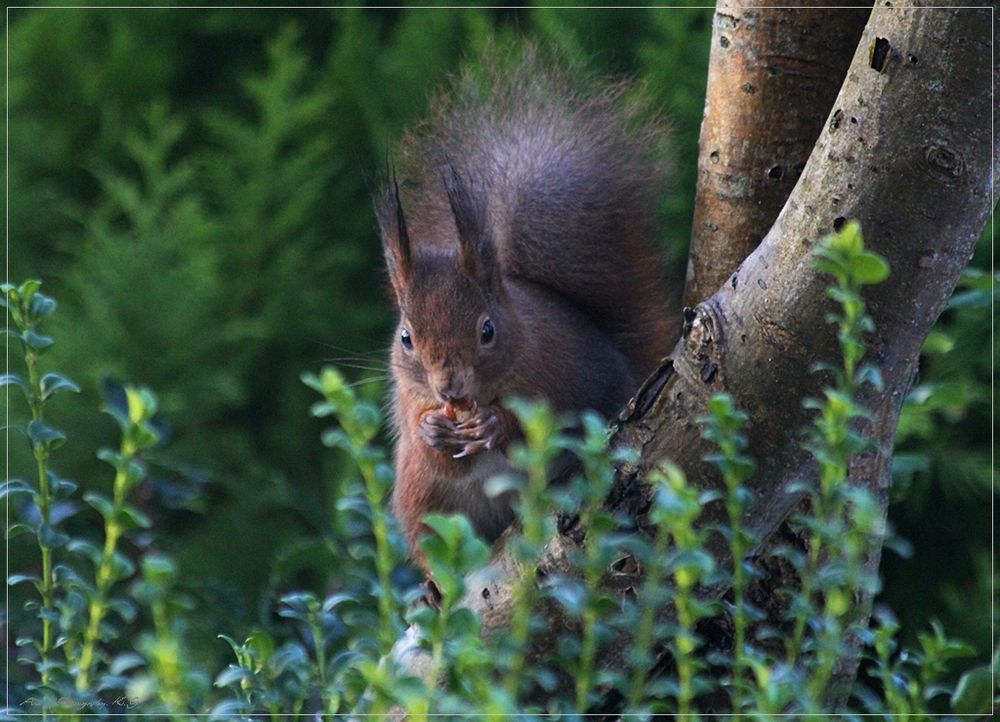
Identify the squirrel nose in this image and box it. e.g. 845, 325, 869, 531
436, 387, 462, 404
434, 378, 468, 404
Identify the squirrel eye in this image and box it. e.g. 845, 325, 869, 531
400, 327, 413, 350
480, 318, 495, 346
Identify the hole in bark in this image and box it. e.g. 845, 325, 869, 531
908, 53, 919, 65
700, 362, 718, 384
731, 273, 738, 289
850, 116, 858, 124
830, 109, 843, 130
833, 216, 846, 232
740, 334, 747, 343
869, 37, 891, 72
741, 82, 756, 94
720, 35, 730, 48
768, 165, 784, 180
682, 306, 697, 338
710, 150, 720, 164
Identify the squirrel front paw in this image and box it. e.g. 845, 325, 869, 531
417, 405, 510, 459
418, 411, 466, 455
452, 406, 508, 459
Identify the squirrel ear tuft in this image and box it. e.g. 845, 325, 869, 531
442, 163, 499, 289
375, 170, 414, 294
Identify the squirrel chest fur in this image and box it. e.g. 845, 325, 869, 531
375, 49, 675, 560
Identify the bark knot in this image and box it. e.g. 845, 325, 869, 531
686, 302, 726, 390
923, 142, 964, 179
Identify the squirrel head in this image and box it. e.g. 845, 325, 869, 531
377, 166, 516, 408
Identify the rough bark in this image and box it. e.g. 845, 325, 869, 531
392, 0, 997, 708
685, 2, 871, 306
621, 0, 995, 545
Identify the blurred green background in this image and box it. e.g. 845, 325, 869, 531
5, 3, 992, 669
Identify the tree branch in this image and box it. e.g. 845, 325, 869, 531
684, 1, 871, 306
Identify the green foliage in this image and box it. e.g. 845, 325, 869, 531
3, 280, 78, 708
7, 234, 996, 718
884, 220, 994, 654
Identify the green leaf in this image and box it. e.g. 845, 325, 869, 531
852, 251, 891, 285
28, 292, 56, 319
8, 573, 40, 587
22, 330, 54, 352
142, 555, 177, 587
110, 652, 146, 676
921, 329, 955, 355
120, 504, 152, 530
0, 373, 29, 395
110, 551, 137, 581
68, 539, 103, 568
49, 472, 78, 499
38, 523, 70, 550
17, 279, 42, 303
41, 373, 80, 400
0, 478, 33, 499
214, 664, 250, 688
26, 420, 65, 450
83, 491, 116, 521
950, 666, 993, 715
6, 522, 34, 540
217, 634, 243, 657
246, 630, 276, 672
125, 386, 158, 424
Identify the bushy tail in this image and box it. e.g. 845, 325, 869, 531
395, 44, 676, 379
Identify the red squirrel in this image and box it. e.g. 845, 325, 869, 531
374, 49, 675, 561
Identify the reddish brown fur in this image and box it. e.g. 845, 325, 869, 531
375, 45, 676, 560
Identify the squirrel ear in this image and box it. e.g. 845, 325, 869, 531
375, 172, 414, 295
442, 163, 500, 290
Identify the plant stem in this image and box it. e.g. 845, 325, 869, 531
24, 345, 54, 715
357, 451, 395, 653
502, 436, 548, 702
787, 532, 820, 667
675, 583, 696, 722
76, 413, 144, 696
151, 598, 187, 722
75, 468, 126, 692
627, 519, 671, 712
728, 498, 747, 713
575, 503, 604, 711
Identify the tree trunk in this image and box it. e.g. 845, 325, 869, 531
685, 2, 871, 306
393, 0, 997, 708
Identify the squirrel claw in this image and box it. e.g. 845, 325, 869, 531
419, 412, 464, 452
453, 438, 490, 458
